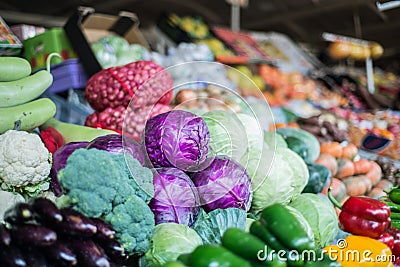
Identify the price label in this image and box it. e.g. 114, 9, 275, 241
361, 133, 392, 153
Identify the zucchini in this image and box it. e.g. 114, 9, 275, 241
276, 127, 320, 164
0, 70, 53, 108
0, 57, 31, 82
0, 98, 56, 134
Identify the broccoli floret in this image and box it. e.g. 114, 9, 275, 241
115, 154, 154, 203
58, 148, 155, 256
105, 194, 155, 255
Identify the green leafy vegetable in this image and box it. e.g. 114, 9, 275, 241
58, 148, 155, 256
191, 208, 247, 244
251, 147, 308, 214
202, 110, 247, 162
289, 193, 339, 248
145, 223, 203, 266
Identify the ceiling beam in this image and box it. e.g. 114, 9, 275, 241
367, 2, 388, 21
245, 0, 374, 29
0, 10, 66, 27
95, 0, 224, 24
341, 19, 400, 36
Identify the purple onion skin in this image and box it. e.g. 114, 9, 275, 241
86, 134, 146, 166
50, 142, 89, 196
144, 110, 210, 172
190, 156, 253, 213
149, 167, 200, 226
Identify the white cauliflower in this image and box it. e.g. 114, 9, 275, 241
0, 130, 51, 188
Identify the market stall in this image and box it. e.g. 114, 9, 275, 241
0, 2, 400, 267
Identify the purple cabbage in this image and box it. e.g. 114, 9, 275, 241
149, 167, 200, 226
50, 142, 89, 196
190, 156, 253, 212
144, 110, 210, 172
86, 134, 146, 166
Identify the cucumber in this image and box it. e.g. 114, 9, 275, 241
40, 118, 117, 143
0, 70, 53, 108
0, 57, 32, 82
0, 98, 56, 134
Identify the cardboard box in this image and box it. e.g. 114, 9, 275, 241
0, 17, 23, 56
64, 6, 149, 77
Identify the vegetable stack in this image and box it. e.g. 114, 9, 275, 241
154, 204, 340, 267
0, 56, 57, 134
0, 197, 129, 267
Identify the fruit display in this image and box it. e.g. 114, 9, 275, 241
328, 40, 384, 61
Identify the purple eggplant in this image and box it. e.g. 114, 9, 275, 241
29, 198, 63, 224
69, 239, 111, 267
100, 239, 128, 264
46, 241, 78, 266
11, 224, 57, 247
23, 248, 47, 267
91, 218, 115, 241
55, 208, 97, 237
4, 202, 34, 225
0, 224, 11, 247
0, 245, 27, 267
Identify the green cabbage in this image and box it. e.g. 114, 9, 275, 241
285, 205, 314, 243
202, 110, 247, 162
250, 147, 308, 214
145, 223, 203, 266
191, 208, 247, 244
289, 193, 339, 249
237, 114, 263, 167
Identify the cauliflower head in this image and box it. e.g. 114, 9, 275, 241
0, 130, 51, 187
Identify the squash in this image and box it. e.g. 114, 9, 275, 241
343, 175, 372, 196
373, 179, 393, 190
341, 143, 358, 160
353, 158, 372, 175
365, 161, 382, 186
330, 178, 347, 202
320, 142, 342, 158
336, 158, 355, 179
276, 127, 320, 164
302, 163, 331, 194
315, 153, 338, 176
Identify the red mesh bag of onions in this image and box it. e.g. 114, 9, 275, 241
84, 60, 173, 140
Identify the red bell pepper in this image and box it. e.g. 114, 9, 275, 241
378, 232, 395, 250
328, 188, 391, 238
39, 126, 65, 153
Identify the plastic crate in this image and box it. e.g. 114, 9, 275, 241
43, 59, 88, 93
23, 28, 77, 71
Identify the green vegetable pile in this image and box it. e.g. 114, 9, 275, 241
57, 148, 155, 256
153, 203, 340, 267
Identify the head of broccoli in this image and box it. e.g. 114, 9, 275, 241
58, 148, 155, 256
